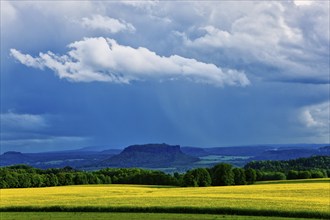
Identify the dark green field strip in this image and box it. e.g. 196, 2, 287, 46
0, 212, 321, 220
1, 206, 328, 219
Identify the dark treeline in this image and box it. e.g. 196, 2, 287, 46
181, 164, 259, 187
0, 165, 111, 188
96, 168, 178, 185
0, 163, 257, 188
1, 156, 329, 188
245, 156, 330, 172
244, 156, 330, 181
182, 156, 329, 186
0, 165, 177, 188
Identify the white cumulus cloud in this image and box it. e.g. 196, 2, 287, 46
299, 102, 330, 139
180, 1, 329, 84
10, 37, 250, 87
81, 15, 135, 33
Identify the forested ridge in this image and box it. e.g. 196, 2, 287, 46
245, 156, 329, 172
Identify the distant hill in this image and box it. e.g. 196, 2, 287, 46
100, 144, 199, 168
0, 149, 119, 169
181, 144, 329, 160
1, 143, 328, 170
252, 146, 330, 161
318, 146, 330, 154
0, 151, 34, 165
205, 146, 274, 157
181, 147, 210, 157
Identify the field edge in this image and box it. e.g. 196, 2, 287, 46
1, 206, 328, 219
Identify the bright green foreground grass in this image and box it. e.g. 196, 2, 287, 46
1, 179, 329, 218
0, 212, 321, 220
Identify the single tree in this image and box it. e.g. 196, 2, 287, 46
233, 168, 247, 185
245, 168, 257, 184
211, 163, 235, 186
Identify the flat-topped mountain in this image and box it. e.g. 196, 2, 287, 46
101, 143, 199, 168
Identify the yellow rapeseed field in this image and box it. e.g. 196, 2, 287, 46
0, 179, 329, 216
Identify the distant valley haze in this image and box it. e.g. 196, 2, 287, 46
1, 1, 329, 154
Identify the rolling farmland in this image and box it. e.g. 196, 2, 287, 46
1, 179, 329, 219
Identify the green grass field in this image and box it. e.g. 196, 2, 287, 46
0, 212, 322, 220
0, 179, 329, 219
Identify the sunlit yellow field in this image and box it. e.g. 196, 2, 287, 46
1, 179, 329, 217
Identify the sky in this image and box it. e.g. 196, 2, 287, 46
1, 0, 329, 153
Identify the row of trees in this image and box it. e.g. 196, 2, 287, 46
245, 156, 330, 174
243, 156, 330, 182
1, 157, 329, 189
181, 164, 257, 187
181, 163, 328, 187
0, 165, 180, 188
0, 165, 112, 188
95, 168, 178, 185
0, 163, 256, 188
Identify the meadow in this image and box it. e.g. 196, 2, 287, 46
0, 212, 322, 220
0, 179, 329, 219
